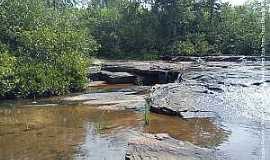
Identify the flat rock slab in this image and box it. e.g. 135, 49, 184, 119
64, 92, 146, 110
161, 55, 270, 62
147, 61, 270, 119
125, 133, 217, 160
86, 81, 107, 87
102, 61, 187, 84
99, 71, 137, 84
97, 101, 146, 111
103, 61, 185, 72
149, 83, 220, 117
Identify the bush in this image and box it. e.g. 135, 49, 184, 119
175, 40, 196, 56
173, 34, 212, 56
0, 0, 99, 98
15, 62, 67, 97
0, 50, 17, 97
15, 53, 89, 97
195, 40, 210, 56
14, 26, 96, 97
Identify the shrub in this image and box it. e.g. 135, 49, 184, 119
12, 25, 95, 97
174, 33, 211, 56
0, 0, 99, 98
175, 40, 196, 56
195, 40, 210, 56
0, 50, 17, 97
15, 54, 89, 97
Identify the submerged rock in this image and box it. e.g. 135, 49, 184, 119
86, 81, 107, 87
97, 101, 145, 111
64, 92, 146, 110
125, 133, 217, 160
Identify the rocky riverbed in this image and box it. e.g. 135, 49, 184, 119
91, 60, 270, 160
0, 60, 270, 160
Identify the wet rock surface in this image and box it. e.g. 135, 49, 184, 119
96, 61, 187, 84
149, 61, 270, 120
86, 60, 270, 120
149, 83, 219, 118
125, 133, 218, 160
161, 55, 270, 62
90, 59, 270, 85
64, 92, 146, 111
99, 71, 137, 84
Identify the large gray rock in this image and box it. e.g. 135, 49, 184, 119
148, 63, 270, 120
102, 61, 184, 85
149, 83, 220, 118
125, 133, 218, 160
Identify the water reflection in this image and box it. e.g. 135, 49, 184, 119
0, 105, 141, 160
0, 102, 229, 160
144, 113, 229, 148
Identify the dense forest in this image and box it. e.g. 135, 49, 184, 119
87, 0, 270, 58
0, 0, 269, 98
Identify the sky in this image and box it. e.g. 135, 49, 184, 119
223, 0, 249, 6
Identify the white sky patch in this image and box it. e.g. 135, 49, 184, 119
223, 0, 249, 6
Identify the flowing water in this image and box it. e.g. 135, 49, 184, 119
0, 61, 270, 160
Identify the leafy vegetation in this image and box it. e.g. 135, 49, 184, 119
0, 0, 269, 98
0, 0, 98, 98
87, 0, 269, 58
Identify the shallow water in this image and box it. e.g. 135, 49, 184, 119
0, 102, 226, 160
1, 61, 270, 160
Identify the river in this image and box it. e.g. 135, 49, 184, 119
0, 61, 269, 160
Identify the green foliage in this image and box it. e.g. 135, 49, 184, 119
15, 62, 68, 97
216, 3, 262, 55
86, 0, 269, 58
173, 33, 211, 56
0, 0, 99, 98
15, 52, 89, 97
86, 0, 160, 58
0, 49, 17, 97
18, 26, 98, 59
175, 40, 196, 56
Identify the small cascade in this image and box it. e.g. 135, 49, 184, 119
196, 57, 205, 64
164, 71, 168, 83
175, 73, 183, 83
240, 56, 247, 64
